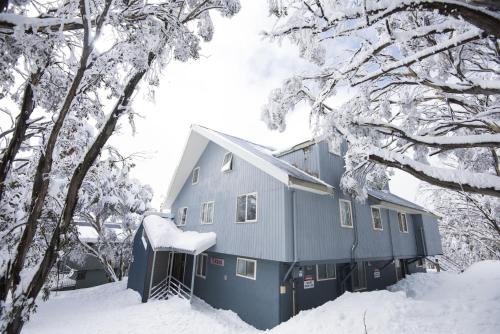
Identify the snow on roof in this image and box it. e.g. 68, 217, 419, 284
163, 125, 334, 209
143, 215, 216, 255
77, 225, 99, 243
210, 128, 332, 188
368, 189, 432, 215
76, 224, 128, 243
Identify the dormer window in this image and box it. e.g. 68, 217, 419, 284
328, 139, 341, 155
221, 152, 233, 172
192, 167, 200, 184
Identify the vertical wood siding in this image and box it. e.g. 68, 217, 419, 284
171, 142, 289, 261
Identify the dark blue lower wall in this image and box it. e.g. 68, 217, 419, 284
127, 225, 152, 302
187, 252, 281, 330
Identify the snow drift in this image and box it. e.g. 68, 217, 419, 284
25, 261, 500, 334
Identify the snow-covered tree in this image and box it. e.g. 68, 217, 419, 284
0, 1, 240, 333
73, 152, 153, 282
423, 187, 500, 269
262, 1, 500, 201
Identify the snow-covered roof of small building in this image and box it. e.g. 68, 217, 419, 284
163, 125, 334, 209
76, 224, 128, 243
143, 215, 216, 255
77, 225, 100, 243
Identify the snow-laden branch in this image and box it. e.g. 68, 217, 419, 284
356, 119, 500, 149
369, 147, 500, 198
352, 30, 484, 86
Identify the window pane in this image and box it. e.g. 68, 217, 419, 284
246, 194, 257, 221
221, 153, 233, 172
236, 196, 246, 222
246, 261, 255, 278
327, 264, 336, 278
192, 168, 199, 184
317, 264, 327, 280
208, 202, 214, 224
372, 208, 382, 229
236, 259, 246, 276
341, 201, 352, 226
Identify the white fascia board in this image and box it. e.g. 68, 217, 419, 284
163, 129, 209, 209
288, 177, 334, 195
372, 201, 436, 217
193, 126, 291, 185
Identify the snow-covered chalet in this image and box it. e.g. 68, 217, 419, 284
127, 125, 443, 329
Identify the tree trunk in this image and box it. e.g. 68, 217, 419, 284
3, 53, 154, 334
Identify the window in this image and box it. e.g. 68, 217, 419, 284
200, 201, 215, 224
236, 193, 257, 223
196, 253, 208, 278
177, 207, 188, 226
221, 152, 233, 172
76, 271, 86, 280
236, 257, 256, 280
316, 263, 336, 281
371, 207, 383, 231
352, 262, 367, 291
416, 258, 425, 268
192, 167, 200, 184
339, 199, 353, 228
398, 212, 408, 233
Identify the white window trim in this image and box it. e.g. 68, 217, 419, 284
221, 152, 233, 173
398, 212, 409, 233
235, 192, 258, 224
236, 257, 257, 280
196, 253, 208, 279
200, 201, 215, 225
192, 167, 200, 185
339, 199, 354, 228
316, 263, 337, 281
371, 206, 383, 231
177, 207, 188, 226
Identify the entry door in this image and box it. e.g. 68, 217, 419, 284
172, 253, 186, 282
396, 259, 407, 280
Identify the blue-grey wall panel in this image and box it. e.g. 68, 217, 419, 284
171, 142, 289, 261
421, 215, 443, 255
191, 252, 281, 330
278, 144, 320, 178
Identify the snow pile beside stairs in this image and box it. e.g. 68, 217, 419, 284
25, 261, 500, 334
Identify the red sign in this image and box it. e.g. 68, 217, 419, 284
304, 275, 314, 281
210, 258, 224, 266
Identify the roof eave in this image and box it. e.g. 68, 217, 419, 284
288, 176, 334, 195
371, 200, 437, 217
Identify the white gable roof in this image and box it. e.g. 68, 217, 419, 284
162, 125, 334, 209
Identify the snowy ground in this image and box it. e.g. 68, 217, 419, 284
25, 261, 500, 334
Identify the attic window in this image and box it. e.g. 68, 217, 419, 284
221, 152, 233, 172
328, 139, 341, 155
192, 167, 200, 184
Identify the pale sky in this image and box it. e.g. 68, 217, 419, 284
109, 0, 420, 208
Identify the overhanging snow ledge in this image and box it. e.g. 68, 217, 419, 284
143, 215, 216, 255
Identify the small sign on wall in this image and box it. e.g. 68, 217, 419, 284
210, 258, 224, 266
304, 279, 315, 289
374, 269, 381, 279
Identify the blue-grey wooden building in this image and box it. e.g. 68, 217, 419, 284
127, 125, 442, 329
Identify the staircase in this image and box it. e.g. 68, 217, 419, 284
427, 255, 463, 273
150, 275, 192, 301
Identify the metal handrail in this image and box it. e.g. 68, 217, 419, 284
150, 275, 192, 301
